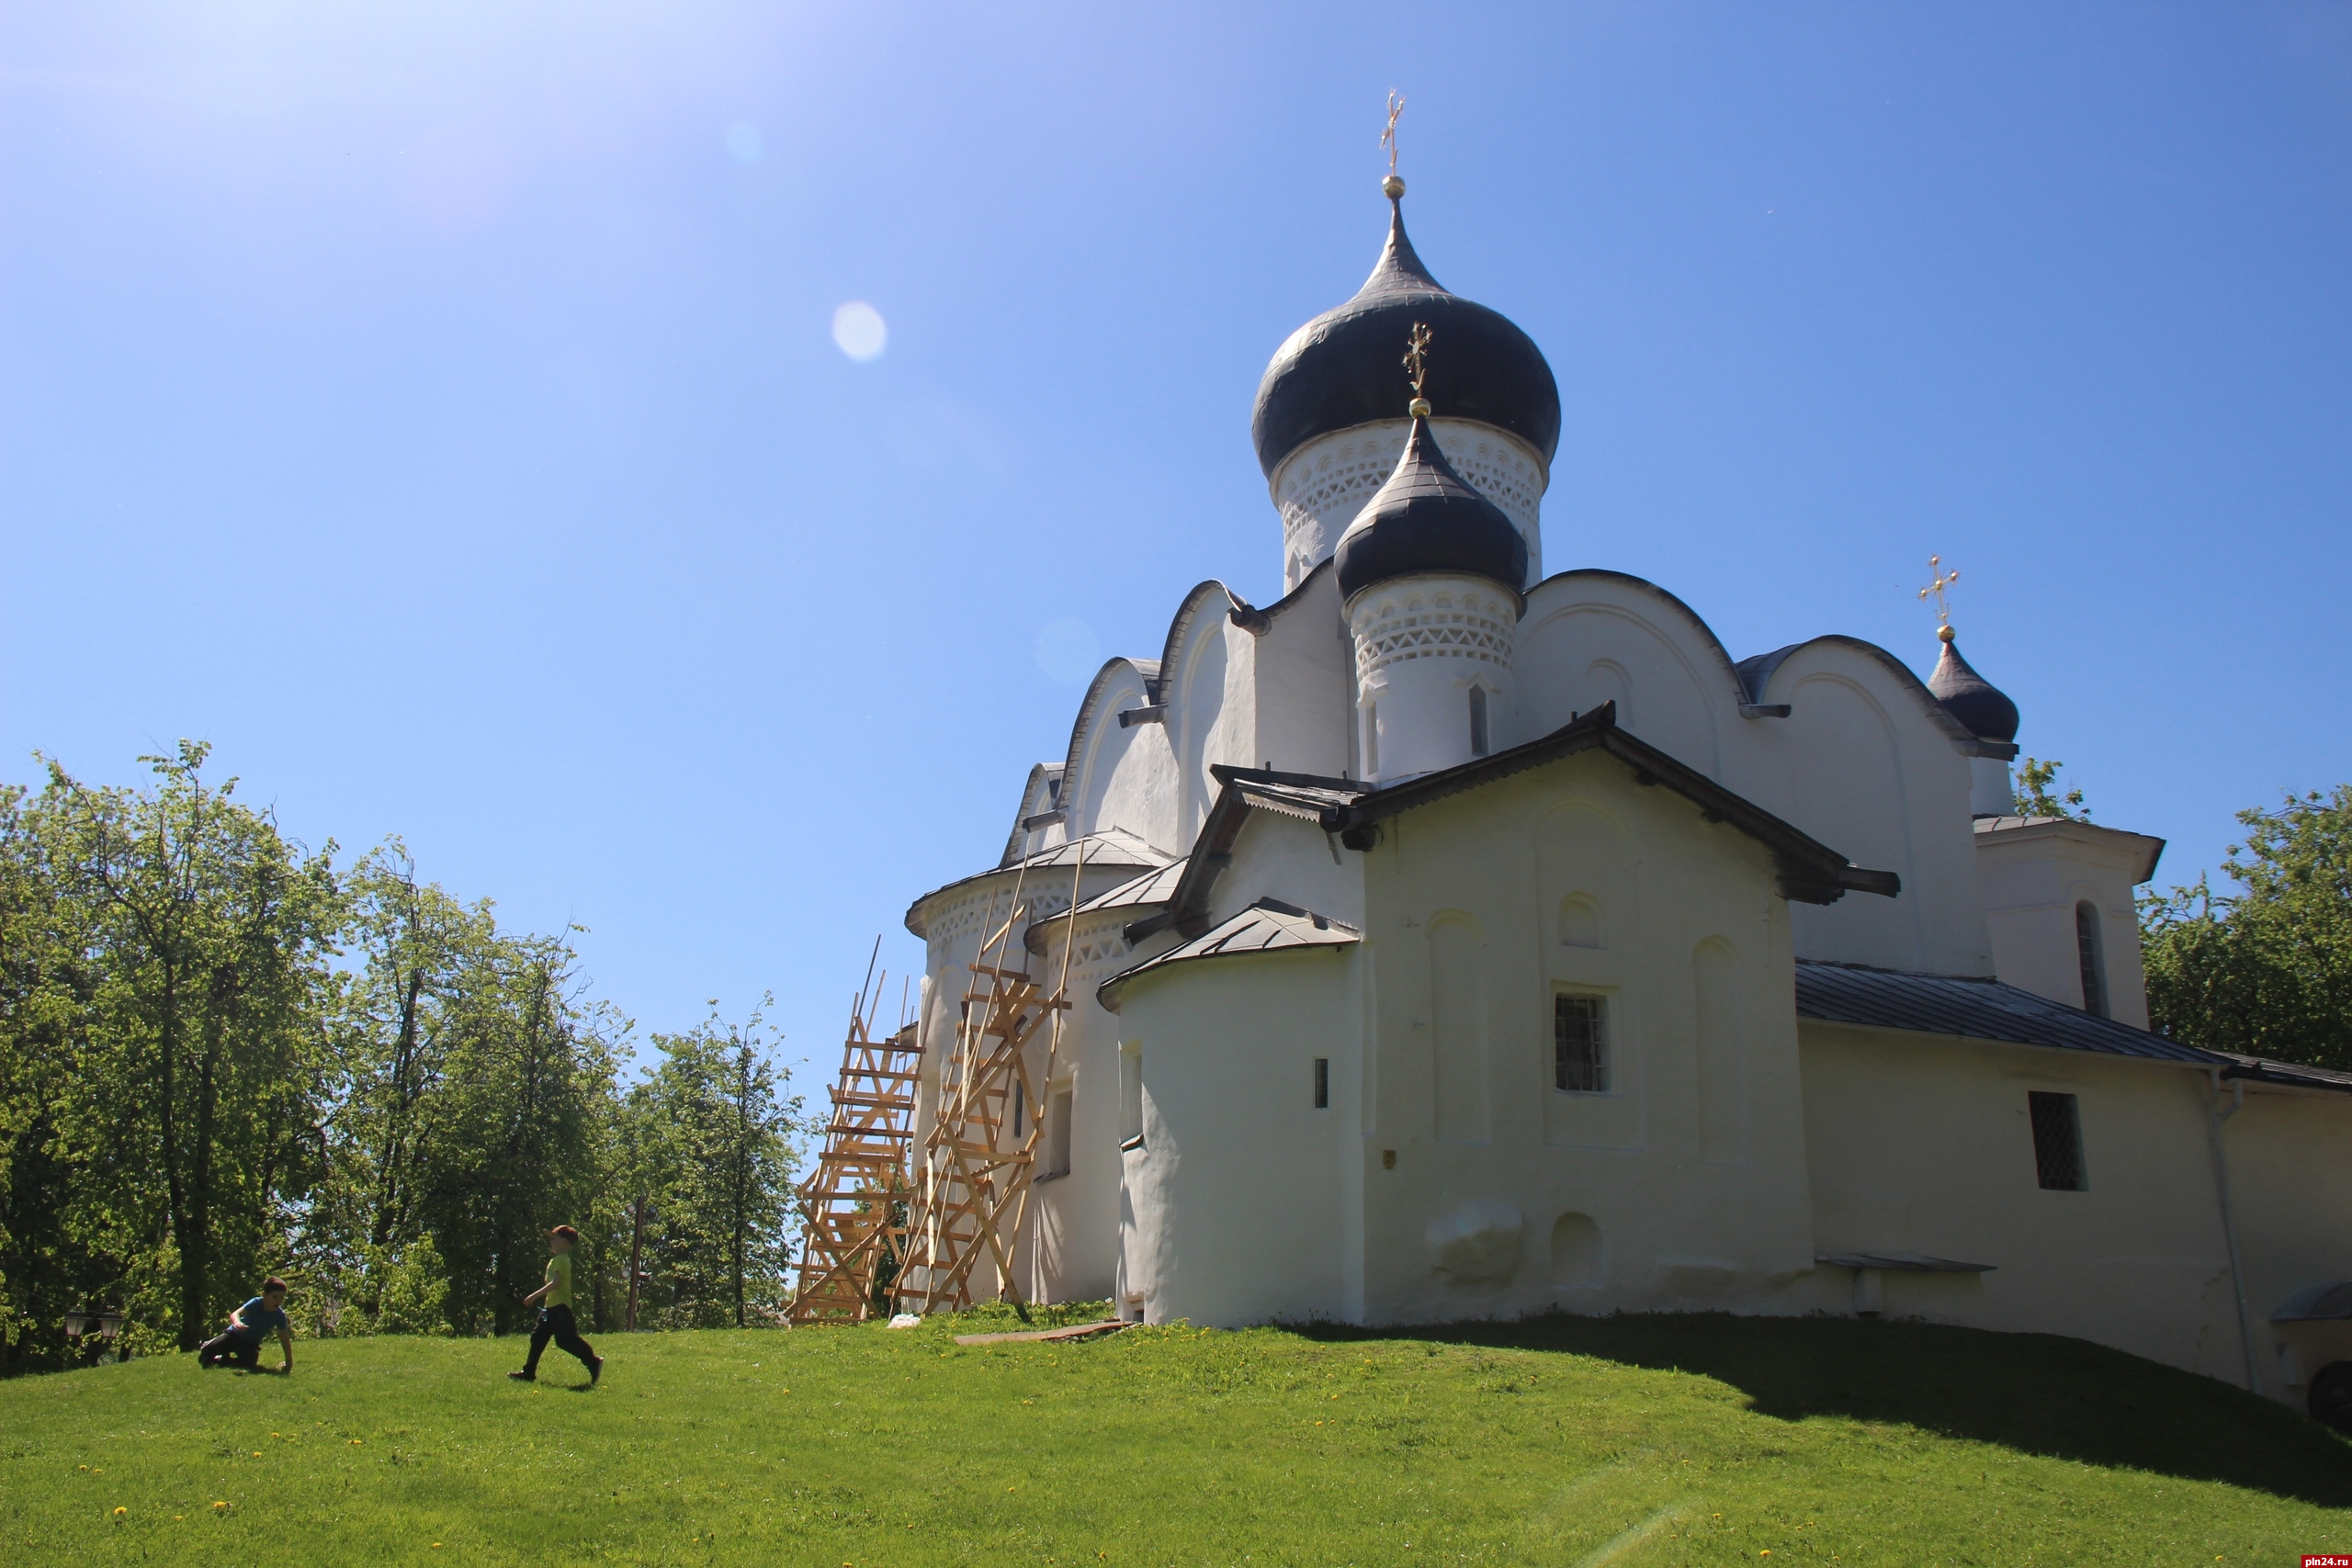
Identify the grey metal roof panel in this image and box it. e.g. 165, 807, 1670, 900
2208, 1051, 2352, 1096
1099, 897, 1360, 1012
1794, 961, 2220, 1065
1075, 858, 1189, 914
906, 829, 1174, 939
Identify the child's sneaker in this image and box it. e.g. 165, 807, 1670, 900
506, 1371, 535, 1382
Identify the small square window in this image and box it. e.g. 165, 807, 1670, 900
2029, 1091, 2086, 1190
1555, 994, 1609, 1094
1313, 1057, 1329, 1110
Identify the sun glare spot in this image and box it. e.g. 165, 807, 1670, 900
832, 301, 888, 362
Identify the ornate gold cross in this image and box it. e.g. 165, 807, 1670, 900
1918, 554, 1960, 626
1404, 321, 1432, 400
1383, 92, 1405, 175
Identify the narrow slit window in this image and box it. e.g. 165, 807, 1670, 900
2029, 1090, 2086, 1190
1469, 685, 1490, 757
1012, 1091, 1025, 1139
1313, 1057, 1329, 1110
2075, 902, 2107, 1018
1554, 995, 1610, 1094
1119, 1045, 1143, 1145
1045, 1089, 1073, 1178
1363, 704, 1379, 776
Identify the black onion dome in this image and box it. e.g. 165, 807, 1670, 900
1251, 199, 1561, 479
1334, 416, 1529, 602
1928, 635, 2020, 743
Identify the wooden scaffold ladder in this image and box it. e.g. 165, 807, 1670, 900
898, 844, 1084, 1315
786, 956, 923, 1325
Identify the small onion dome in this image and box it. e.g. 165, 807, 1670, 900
1928, 628, 2019, 743
1250, 195, 1560, 479
1334, 414, 1529, 604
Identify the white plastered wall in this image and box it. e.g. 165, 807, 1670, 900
1798, 1024, 2248, 1383
1973, 818, 2161, 1027
1352, 750, 1817, 1325
2212, 1083, 2352, 1404
1516, 573, 1993, 977
1109, 946, 1364, 1327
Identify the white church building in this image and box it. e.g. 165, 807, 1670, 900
900, 175, 2352, 1410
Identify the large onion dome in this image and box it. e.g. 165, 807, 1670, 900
1928, 629, 2020, 743
1334, 414, 1529, 603
1251, 192, 1560, 479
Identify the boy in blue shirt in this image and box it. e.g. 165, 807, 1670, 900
198, 1278, 294, 1373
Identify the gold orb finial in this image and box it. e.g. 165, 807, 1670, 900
1408, 396, 1431, 418
1382, 174, 1406, 200
1938, 624, 1956, 643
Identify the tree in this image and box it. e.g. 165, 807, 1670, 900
2143, 785, 2352, 1070
2014, 757, 2088, 820
627, 1004, 801, 1328
31, 744, 340, 1350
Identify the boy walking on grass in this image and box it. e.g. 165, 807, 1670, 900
509, 1224, 602, 1385
198, 1278, 294, 1373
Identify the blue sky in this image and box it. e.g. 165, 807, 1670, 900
4, 4, 2346, 1089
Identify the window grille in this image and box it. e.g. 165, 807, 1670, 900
1555, 995, 1609, 1093
1469, 685, 1490, 757
1313, 1057, 1329, 1110
2075, 902, 2107, 1018
2029, 1090, 2086, 1190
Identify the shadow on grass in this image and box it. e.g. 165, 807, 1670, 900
1291, 1312, 2352, 1507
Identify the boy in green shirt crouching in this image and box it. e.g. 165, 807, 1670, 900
508, 1225, 603, 1386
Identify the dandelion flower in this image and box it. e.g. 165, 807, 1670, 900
213, 1501, 229, 1512
252, 1450, 263, 1458
112, 1507, 126, 1517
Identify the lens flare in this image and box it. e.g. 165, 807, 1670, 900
831, 301, 888, 362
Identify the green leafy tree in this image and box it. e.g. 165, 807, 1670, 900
406, 933, 623, 1335
2014, 757, 2088, 819
627, 1003, 801, 1328
29, 744, 341, 1351
2143, 785, 2352, 1070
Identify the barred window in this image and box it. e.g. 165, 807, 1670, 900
2029, 1091, 2086, 1190
1555, 995, 1609, 1094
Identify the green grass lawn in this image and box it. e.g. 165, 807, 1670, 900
3, 1308, 2347, 1565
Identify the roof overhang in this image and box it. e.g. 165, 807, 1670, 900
1127, 703, 1897, 944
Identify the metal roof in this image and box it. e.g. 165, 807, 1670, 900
905, 829, 1173, 940
2207, 1051, 2352, 1096
1099, 897, 1360, 1012
1023, 859, 1191, 955
1794, 961, 2219, 1065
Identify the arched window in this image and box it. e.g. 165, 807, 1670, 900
2075, 901, 2107, 1018
1469, 685, 1491, 758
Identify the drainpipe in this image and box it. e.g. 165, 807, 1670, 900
2205, 1066, 2260, 1395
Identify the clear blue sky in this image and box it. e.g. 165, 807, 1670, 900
5, 4, 2346, 1090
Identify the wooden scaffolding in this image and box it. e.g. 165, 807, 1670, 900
897, 846, 1084, 1314
786, 985, 923, 1325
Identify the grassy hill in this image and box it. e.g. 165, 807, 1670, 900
2, 1308, 2346, 1565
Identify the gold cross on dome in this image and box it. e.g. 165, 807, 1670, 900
1383, 92, 1406, 175
1404, 321, 1432, 398
1918, 554, 1960, 626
